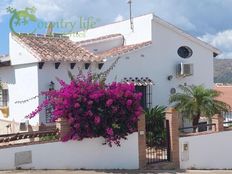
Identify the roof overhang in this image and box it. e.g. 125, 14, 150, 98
0, 61, 11, 67
122, 77, 154, 86
0, 56, 11, 67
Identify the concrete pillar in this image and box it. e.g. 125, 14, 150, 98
212, 114, 224, 132
56, 118, 70, 140
165, 108, 180, 167
137, 114, 146, 169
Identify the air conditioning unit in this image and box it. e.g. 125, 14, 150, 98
177, 63, 193, 76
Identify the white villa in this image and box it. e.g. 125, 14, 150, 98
0, 13, 220, 133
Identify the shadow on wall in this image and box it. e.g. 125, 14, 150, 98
0, 66, 16, 85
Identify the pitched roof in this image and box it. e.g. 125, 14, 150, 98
76, 13, 220, 56
12, 33, 150, 62
98, 41, 152, 58
77, 34, 124, 46
12, 33, 101, 62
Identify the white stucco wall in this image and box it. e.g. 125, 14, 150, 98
70, 13, 153, 45
102, 18, 214, 107
179, 131, 232, 169
37, 62, 99, 124
0, 64, 39, 126
9, 33, 38, 66
150, 18, 214, 105
10, 64, 39, 125
0, 133, 139, 170
83, 36, 124, 53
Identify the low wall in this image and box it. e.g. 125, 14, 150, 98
0, 133, 139, 170
179, 131, 232, 169
0, 119, 19, 134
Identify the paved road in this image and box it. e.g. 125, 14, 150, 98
0, 170, 232, 174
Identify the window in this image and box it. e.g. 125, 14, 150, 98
45, 94, 53, 123
45, 81, 55, 123
45, 104, 53, 123
177, 46, 193, 58
135, 85, 152, 109
123, 77, 153, 110
0, 89, 8, 107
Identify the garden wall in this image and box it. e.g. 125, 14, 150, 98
179, 130, 232, 169
0, 133, 139, 170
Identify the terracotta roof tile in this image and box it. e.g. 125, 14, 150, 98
77, 34, 124, 46
98, 41, 152, 58
12, 33, 151, 62
12, 33, 101, 62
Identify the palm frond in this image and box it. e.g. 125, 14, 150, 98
68, 70, 75, 80
169, 85, 230, 121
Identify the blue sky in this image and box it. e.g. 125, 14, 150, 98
0, 0, 232, 57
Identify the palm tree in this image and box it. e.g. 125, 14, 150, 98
169, 85, 230, 132
145, 105, 167, 146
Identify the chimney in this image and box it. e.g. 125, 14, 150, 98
47, 22, 53, 35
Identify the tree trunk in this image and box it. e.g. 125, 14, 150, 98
192, 114, 200, 133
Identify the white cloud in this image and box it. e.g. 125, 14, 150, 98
172, 15, 196, 31
114, 14, 124, 22
199, 30, 232, 58
0, 0, 232, 36
6, 0, 129, 23
151, 0, 232, 35
10, 0, 68, 21
0, 0, 11, 22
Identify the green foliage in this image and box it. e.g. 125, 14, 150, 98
67, 70, 75, 81
169, 85, 231, 126
145, 105, 167, 147
0, 82, 2, 91
40, 134, 58, 141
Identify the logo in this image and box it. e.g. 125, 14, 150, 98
7, 6, 37, 34
7, 6, 100, 37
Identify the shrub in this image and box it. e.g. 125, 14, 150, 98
27, 74, 143, 146
145, 105, 166, 147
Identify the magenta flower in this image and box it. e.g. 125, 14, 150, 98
94, 116, 101, 125
74, 103, 80, 108
106, 128, 114, 136
126, 99, 133, 107
74, 123, 80, 129
88, 100, 93, 105
27, 73, 142, 146
106, 99, 113, 107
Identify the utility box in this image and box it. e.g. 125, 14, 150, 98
181, 142, 189, 161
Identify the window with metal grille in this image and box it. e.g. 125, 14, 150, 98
45, 105, 53, 123
0, 89, 8, 107
135, 85, 152, 109
45, 81, 55, 123
45, 96, 53, 123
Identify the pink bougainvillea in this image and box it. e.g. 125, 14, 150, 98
27, 74, 143, 146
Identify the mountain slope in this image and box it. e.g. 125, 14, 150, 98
214, 59, 232, 83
